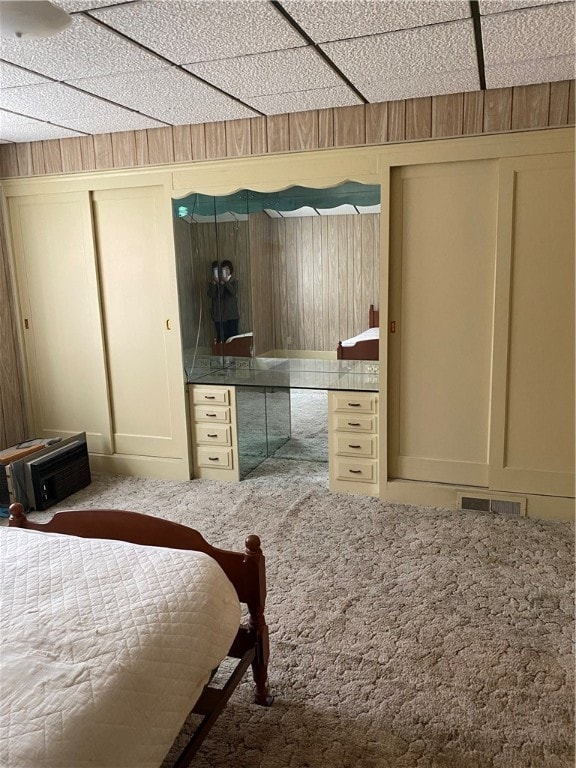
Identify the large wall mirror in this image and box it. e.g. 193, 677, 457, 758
172, 182, 381, 371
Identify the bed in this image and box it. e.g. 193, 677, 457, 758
1, 502, 272, 768
211, 332, 254, 357
336, 305, 380, 360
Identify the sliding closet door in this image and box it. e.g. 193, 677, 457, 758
92, 185, 186, 460
388, 160, 498, 487
489, 153, 575, 498
8, 192, 112, 453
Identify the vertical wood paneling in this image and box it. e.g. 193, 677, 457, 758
135, 130, 149, 166
289, 111, 319, 151
388, 100, 406, 142
31, 142, 47, 175
549, 80, 570, 125
111, 131, 137, 168
366, 103, 388, 144
60, 137, 84, 173
225, 118, 251, 157
406, 97, 432, 140
93, 133, 113, 169
42, 139, 63, 174
189, 124, 206, 160
16, 144, 34, 177
79, 136, 96, 171
147, 127, 175, 165
318, 108, 334, 148
483, 87, 513, 133
432, 93, 464, 137
0, 144, 18, 178
568, 79, 575, 125
204, 121, 227, 159
512, 83, 550, 129
250, 117, 267, 155
463, 91, 484, 135
334, 105, 365, 147
267, 114, 290, 153
173, 125, 193, 163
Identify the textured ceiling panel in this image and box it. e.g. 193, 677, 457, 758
89, 0, 304, 65
283, 0, 470, 42
360, 69, 481, 103
246, 85, 362, 115
486, 54, 576, 89
0, 111, 85, 141
53, 0, 135, 10
186, 48, 344, 100
0, 61, 48, 88
69, 67, 258, 124
479, 0, 571, 13
0, 15, 163, 80
322, 20, 477, 96
481, 4, 575, 65
0, 81, 165, 128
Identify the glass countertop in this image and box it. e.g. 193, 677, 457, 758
184, 355, 379, 392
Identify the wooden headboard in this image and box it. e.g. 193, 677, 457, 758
369, 304, 379, 328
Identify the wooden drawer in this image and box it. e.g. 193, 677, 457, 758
193, 405, 231, 423
335, 433, 377, 458
195, 446, 234, 469
334, 457, 378, 484
334, 413, 377, 433
192, 387, 230, 406
331, 392, 377, 414
193, 423, 232, 446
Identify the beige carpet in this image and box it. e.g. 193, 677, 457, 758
18, 460, 576, 768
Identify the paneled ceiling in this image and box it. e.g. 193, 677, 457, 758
0, 0, 574, 144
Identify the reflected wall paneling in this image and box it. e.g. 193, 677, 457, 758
249, 212, 275, 356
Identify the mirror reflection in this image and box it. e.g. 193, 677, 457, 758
173, 182, 381, 369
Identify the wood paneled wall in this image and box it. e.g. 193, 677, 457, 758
1, 81, 573, 449
0, 82, 573, 179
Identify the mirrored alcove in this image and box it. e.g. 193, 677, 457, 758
173, 182, 381, 476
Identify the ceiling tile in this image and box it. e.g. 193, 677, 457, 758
89, 0, 305, 65
52, 0, 136, 10
0, 82, 165, 130
479, 0, 572, 13
282, 0, 470, 42
185, 48, 344, 100
0, 111, 85, 141
486, 54, 576, 88
481, 4, 575, 65
0, 15, 163, 81
322, 19, 477, 97
247, 85, 362, 115
0, 61, 49, 88
69, 67, 258, 124
360, 69, 481, 102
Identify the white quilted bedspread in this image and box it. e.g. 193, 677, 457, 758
0, 526, 241, 768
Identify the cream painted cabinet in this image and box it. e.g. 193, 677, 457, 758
189, 385, 239, 481
8, 183, 189, 480
328, 391, 379, 496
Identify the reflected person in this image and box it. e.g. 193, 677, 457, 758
208, 259, 240, 342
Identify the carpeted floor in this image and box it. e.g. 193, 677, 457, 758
20, 457, 575, 768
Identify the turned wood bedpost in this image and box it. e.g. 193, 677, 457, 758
8, 502, 27, 527
244, 534, 273, 706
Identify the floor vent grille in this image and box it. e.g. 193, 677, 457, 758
458, 493, 526, 516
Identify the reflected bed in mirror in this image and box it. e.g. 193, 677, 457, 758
172, 182, 381, 369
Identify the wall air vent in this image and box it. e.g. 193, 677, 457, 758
457, 492, 526, 516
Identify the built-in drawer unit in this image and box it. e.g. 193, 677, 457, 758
328, 390, 379, 497
189, 385, 238, 481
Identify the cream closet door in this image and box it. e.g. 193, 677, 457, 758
388, 160, 498, 487
489, 153, 575, 498
8, 192, 112, 454
92, 186, 185, 459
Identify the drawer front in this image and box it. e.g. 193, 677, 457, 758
332, 392, 377, 414
334, 457, 378, 484
196, 446, 233, 469
192, 387, 230, 406
335, 433, 377, 458
194, 405, 231, 423
334, 413, 377, 433
194, 423, 232, 446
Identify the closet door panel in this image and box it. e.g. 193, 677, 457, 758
92, 185, 186, 459
389, 161, 498, 486
8, 192, 112, 453
489, 154, 575, 497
